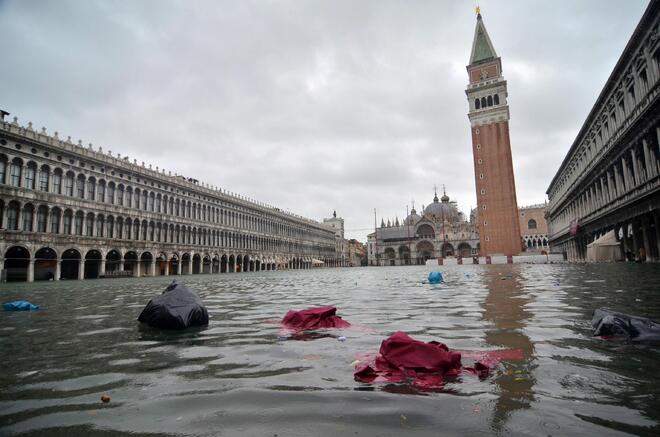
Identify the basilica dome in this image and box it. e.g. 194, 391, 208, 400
423, 191, 460, 222
404, 207, 422, 225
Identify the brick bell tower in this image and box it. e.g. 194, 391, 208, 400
466, 8, 521, 256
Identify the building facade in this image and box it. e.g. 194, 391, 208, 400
546, 1, 660, 261
465, 11, 522, 256
367, 190, 480, 266
519, 204, 549, 252
0, 112, 338, 282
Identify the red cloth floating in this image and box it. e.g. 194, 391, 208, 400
354, 331, 492, 388
281, 306, 351, 331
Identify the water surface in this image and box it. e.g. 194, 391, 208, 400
1, 264, 659, 436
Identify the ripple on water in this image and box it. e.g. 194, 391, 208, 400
1, 264, 659, 436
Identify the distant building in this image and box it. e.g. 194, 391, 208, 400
323, 210, 344, 239
465, 10, 521, 256
519, 204, 549, 252
322, 211, 350, 266
546, 1, 660, 261
367, 189, 480, 266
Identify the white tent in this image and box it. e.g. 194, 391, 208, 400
586, 230, 623, 262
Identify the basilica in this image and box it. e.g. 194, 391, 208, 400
367, 190, 480, 265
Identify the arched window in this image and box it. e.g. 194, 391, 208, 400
74, 211, 84, 235
96, 215, 104, 237
98, 180, 106, 203
116, 218, 123, 239
117, 185, 124, 206
86, 213, 94, 236
487, 95, 493, 107
494, 94, 500, 105
87, 177, 96, 200
0, 155, 7, 184
7, 201, 20, 230
22, 204, 34, 231
107, 182, 115, 205
50, 207, 61, 233
52, 169, 62, 194
142, 191, 148, 211
39, 165, 50, 191
25, 162, 37, 189
64, 172, 75, 196
107, 216, 114, 238
528, 219, 537, 230
37, 205, 48, 232
148, 192, 154, 211
76, 175, 85, 199
10, 158, 23, 187
63, 210, 73, 234
475, 98, 480, 110
480, 97, 487, 109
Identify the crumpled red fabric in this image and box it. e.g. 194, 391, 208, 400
354, 331, 490, 388
281, 306, 351, 331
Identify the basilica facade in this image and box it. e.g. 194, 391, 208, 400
367, 191, 480, 266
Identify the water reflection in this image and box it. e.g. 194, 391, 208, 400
481, 265, 536, 433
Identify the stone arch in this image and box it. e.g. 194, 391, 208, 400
416, 223, 435, 239
181, 252, 191, 275
25, 160, 37, 190
441, 243, 454, 257
528, 219, 537, 230
61, 248, 81, 280
383, 247, 396, 266
202, 254, 211, 274
124, 251, 138, 275
140, 251, 154, 276
416, 240, 434, 264
169, 253, 180, 275
4, 245, 30, 281
243, 255, 250, 272
192, 253, 202, 274
156, 252, 168, 276
84, 249, 103, 279
34, 247, 57, 280
106, 249, 122, 273
457, 242, 471, 257
398, 245, 411, 265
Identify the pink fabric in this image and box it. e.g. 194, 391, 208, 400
281, 306, 351, 330
355, 332, 498, 388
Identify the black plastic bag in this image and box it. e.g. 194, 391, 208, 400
138, 281, 208, 329
592, 308, 660, 342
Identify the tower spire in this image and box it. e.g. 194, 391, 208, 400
469, 8, 497, 65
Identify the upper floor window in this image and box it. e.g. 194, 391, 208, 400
52, 171, 62, 194
528, 219, 537, 229
493, 94, 500, 105
25, 163, 36, 189
39, 167, 49, 191
10, 159, 22, 187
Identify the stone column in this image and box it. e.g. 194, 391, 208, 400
653, 211, 660, 261
119, 260, 124, 271
164, 259, 169, 276
177, 259, 182, 275
100, 259, 106, 277
27, 259, 34, 282
135, 261, 141, 278
150, 260, 156, 276
613, 165, 623, 197
188, 257, 193, 275
0, 257, 4, 282
642, 137, 656, 179
55, 259, 61, 281
631, 148, 641, 186
607, 170, 615, 200
631, 220, 640, 258
78, 260, 85, 280
641, 216, 652, 262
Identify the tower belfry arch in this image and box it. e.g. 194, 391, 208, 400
465, 9, 521, 256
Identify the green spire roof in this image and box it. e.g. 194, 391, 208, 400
469, 14, 497, 64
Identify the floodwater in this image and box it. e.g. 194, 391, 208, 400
1, 264, 659, 436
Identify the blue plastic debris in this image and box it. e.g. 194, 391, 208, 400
428, 271, 444, 284
3, 300, 39, 311
337, 336, 347, 342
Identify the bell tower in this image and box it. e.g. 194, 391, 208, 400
466, 9, 521, 256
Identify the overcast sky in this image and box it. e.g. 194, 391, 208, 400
0, 0, 649, 240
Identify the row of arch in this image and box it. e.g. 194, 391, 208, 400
523, 235, 549, 249
474, 93, 500, 110
381, 241, 477, 266
0, 199, 334, 256
1, 245, 322, 282
0, 153, 332, 242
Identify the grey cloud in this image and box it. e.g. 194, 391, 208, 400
0, 0, 649, 240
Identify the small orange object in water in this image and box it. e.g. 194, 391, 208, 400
101, 394, 110, 403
